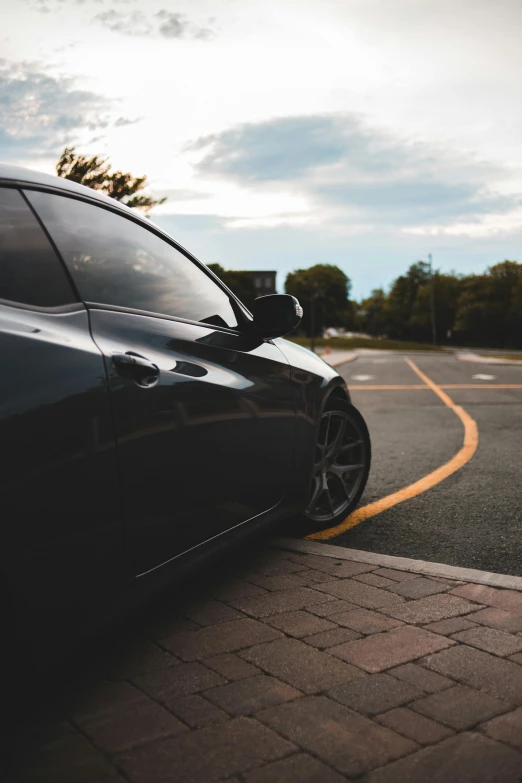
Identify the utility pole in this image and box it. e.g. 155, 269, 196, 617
310, 290, 316, 353
428, 253, 437, 345
310, 283, 321, 353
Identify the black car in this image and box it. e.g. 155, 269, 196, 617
0, 163, 370, 654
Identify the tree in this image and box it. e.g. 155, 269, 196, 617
409, 273, 463, 343
56, 147, 166, 214
285, 264, 352, 337
358, 288, 387, 336
454, 261, 522, 347
384, 262, 431, 339
206, 264, 257, 311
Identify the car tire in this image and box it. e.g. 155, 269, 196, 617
298, 397, 371, 533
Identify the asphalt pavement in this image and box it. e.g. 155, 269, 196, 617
319, 353, 522, 577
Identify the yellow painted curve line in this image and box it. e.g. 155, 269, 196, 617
306, 358, 479, 541
351, 384, 522, 390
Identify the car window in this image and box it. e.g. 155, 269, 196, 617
0, 188, 77, 308
26, 190, 239, 329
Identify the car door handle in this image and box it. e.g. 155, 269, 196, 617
112, 352, 160, 387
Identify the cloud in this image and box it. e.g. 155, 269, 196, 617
152, 211, 522, 300
187, 116, 369, 182
0, 59, 127, 161
186, 113, 522, 229
93, 8, 215, 40
153, 188, 211, 202
113, 115, 141, 128
93, 10, 153, 36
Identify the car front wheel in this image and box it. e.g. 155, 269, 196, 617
303, 397, 371, 530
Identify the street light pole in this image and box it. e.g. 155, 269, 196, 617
428, 253, 437, 345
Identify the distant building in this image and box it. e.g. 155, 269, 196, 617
244, 271, 277, 296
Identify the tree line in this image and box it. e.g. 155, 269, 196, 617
355, 260, 522, 348
212, 260, 522, 349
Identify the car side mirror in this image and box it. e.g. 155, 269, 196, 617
253, 294, 303, 339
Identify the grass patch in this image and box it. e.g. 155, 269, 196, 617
286, 336, 448, 351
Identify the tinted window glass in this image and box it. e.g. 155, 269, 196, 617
0, 188, 76, 308
27, 191, 238, 329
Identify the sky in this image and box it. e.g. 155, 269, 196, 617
1, 0, 521, 299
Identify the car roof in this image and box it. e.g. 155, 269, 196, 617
0, 161, 135, 214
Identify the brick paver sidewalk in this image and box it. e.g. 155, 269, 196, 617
6, 543, 522, 782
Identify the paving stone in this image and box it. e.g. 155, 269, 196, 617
132, 662, 226, 702
481, 707, 522, 751
212, 578, 268, 601
285, 552, 321, 566
104, 638, 179, 680
303, 627, 362, 649
243, 753, 347, 783
158, 618, 282, 660
353, 572, 396, 587
389, 663, 455, 693
145, 616, 199, 640
386, 577, 450, 599
76, 700, 188, 753
313, 561, 376, 578
203, 653, 260, 681
308, 599, 360, 617
328, 672, 423, 715
167, 694, 230, 728
16, 731, 122, 783
12, 720, 76, 750
257, 695, 417, 776
182, 598, 244, 626
265, 610, 337, 638
68, 681, 147, 719
329, 626, 453, 673
367, 731, 522, 783
377, 707, 454, 745
205, 674, 301, 715
314, 579, 406, 609
240, 637, 366, 693
411, 684, 511, 730
385, 593, 478, 624
451, 626, 522, 657
465, 607, 522, 633
116, 716, 295, 783
450, 583, 522, 613
510, 652, 522, 664
244, 573, 312, 591
287, 554, 376, 578
227, 587, 335, 618
423, 617, 478, 635
144, 619, 199, 644
246, 555, 308, 576
299, 568, 344, 585
422, 645, 522, 704
372, 568, 423, 582
330, 608, 404, 635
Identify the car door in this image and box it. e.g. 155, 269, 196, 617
0, 186, 122, 627
27, 189, 296, 576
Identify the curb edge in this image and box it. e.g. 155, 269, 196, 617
272, 537, 522, 592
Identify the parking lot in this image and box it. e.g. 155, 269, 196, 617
317, 353, 522, 576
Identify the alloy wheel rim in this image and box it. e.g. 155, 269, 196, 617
304, 409, 366, 524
